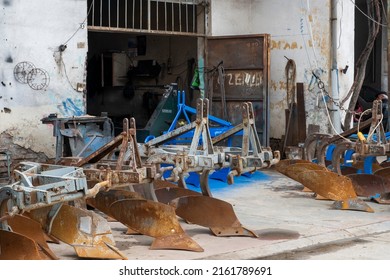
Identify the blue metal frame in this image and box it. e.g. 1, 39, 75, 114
160, 91, 244, 188
327, 131, 390, 174
164, 91, 238, 145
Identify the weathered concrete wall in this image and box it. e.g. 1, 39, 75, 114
210, 0, 355, 139
0, 0, 88, 159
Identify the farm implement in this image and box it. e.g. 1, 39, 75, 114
0, 162, 126, 259
0, 98, 279, 259
276, 99, 390, 211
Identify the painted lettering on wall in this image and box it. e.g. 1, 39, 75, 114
225, 71, 262, 87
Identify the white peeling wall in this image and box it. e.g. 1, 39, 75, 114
210, 0, 355, 139
0, 0, 88, 158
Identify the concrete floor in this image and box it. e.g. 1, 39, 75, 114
48, 168, 390, 260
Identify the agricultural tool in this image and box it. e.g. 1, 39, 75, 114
0, 97, 280, 259
0, 162, 125, 259
276, 99, 390, 211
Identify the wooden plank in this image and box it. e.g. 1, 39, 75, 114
284, 103, 299, 147
290, 102, 299, 145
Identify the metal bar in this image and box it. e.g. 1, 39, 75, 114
125, 0, 127, 28
179, 0, 182, 32
152, 0, 197, 3
296, 83, 307, 142
76, 135, 98, 157
202, 100, 214, 154
248, 102, 263, 155
186, 2, 188, 32
171, 1, 174, 31
88, 25, 204, 37
132, 0, 135, 28
140, 0, 143, 29
116, 121, 129, 171
189, 99, 204, 154
109, 0, 111, 28
212, 123, 244, 145
74, 132, 124, 167
156, 0, 160, 30
117, 0, 119, 28
100, 0, 102, 26
148, 0, 151, 31
193, 2, 195, 33
92, 0, 95, 26
21, 192, 87, 212
165, 1, 167, 31
144, 122, 197, 147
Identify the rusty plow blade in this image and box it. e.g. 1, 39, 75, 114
7, 214, 58, 259
339, 166, 360, 176
284, 162, 329, 183
296, 170, 374, 212
375, 167, 390, 179
154, 185, 202, 205
380, 161, 390, 168
87, 189, 144, 235
153, 181, 256, 238
274, 159, 312, 175
109, 199, 203, 252
284, 162, 329, 194
170, 195, 258, 237
28, 204, 126, 259
87, 189, 144, 218
347, 174, 390, 204
0, 229, 52, 260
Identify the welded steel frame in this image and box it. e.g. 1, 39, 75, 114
0, 162, 90, 231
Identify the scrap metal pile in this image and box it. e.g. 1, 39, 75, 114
276, 99, 390, 212
0, 99, 280, 259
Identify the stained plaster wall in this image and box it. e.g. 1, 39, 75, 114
0, 0, 88, 159
210, 0, 355, 139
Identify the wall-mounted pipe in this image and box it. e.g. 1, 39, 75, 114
331, 0, 342, 133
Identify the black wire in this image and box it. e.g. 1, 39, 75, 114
61, 57, 79, 92
62, 1, 94, 46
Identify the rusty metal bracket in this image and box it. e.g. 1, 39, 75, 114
303, 117, 374, 164
0, 162, 127, 259
366, 100, 386, 144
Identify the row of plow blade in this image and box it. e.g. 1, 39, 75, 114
277, 99, 390, 213
0, 99, 280, 259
